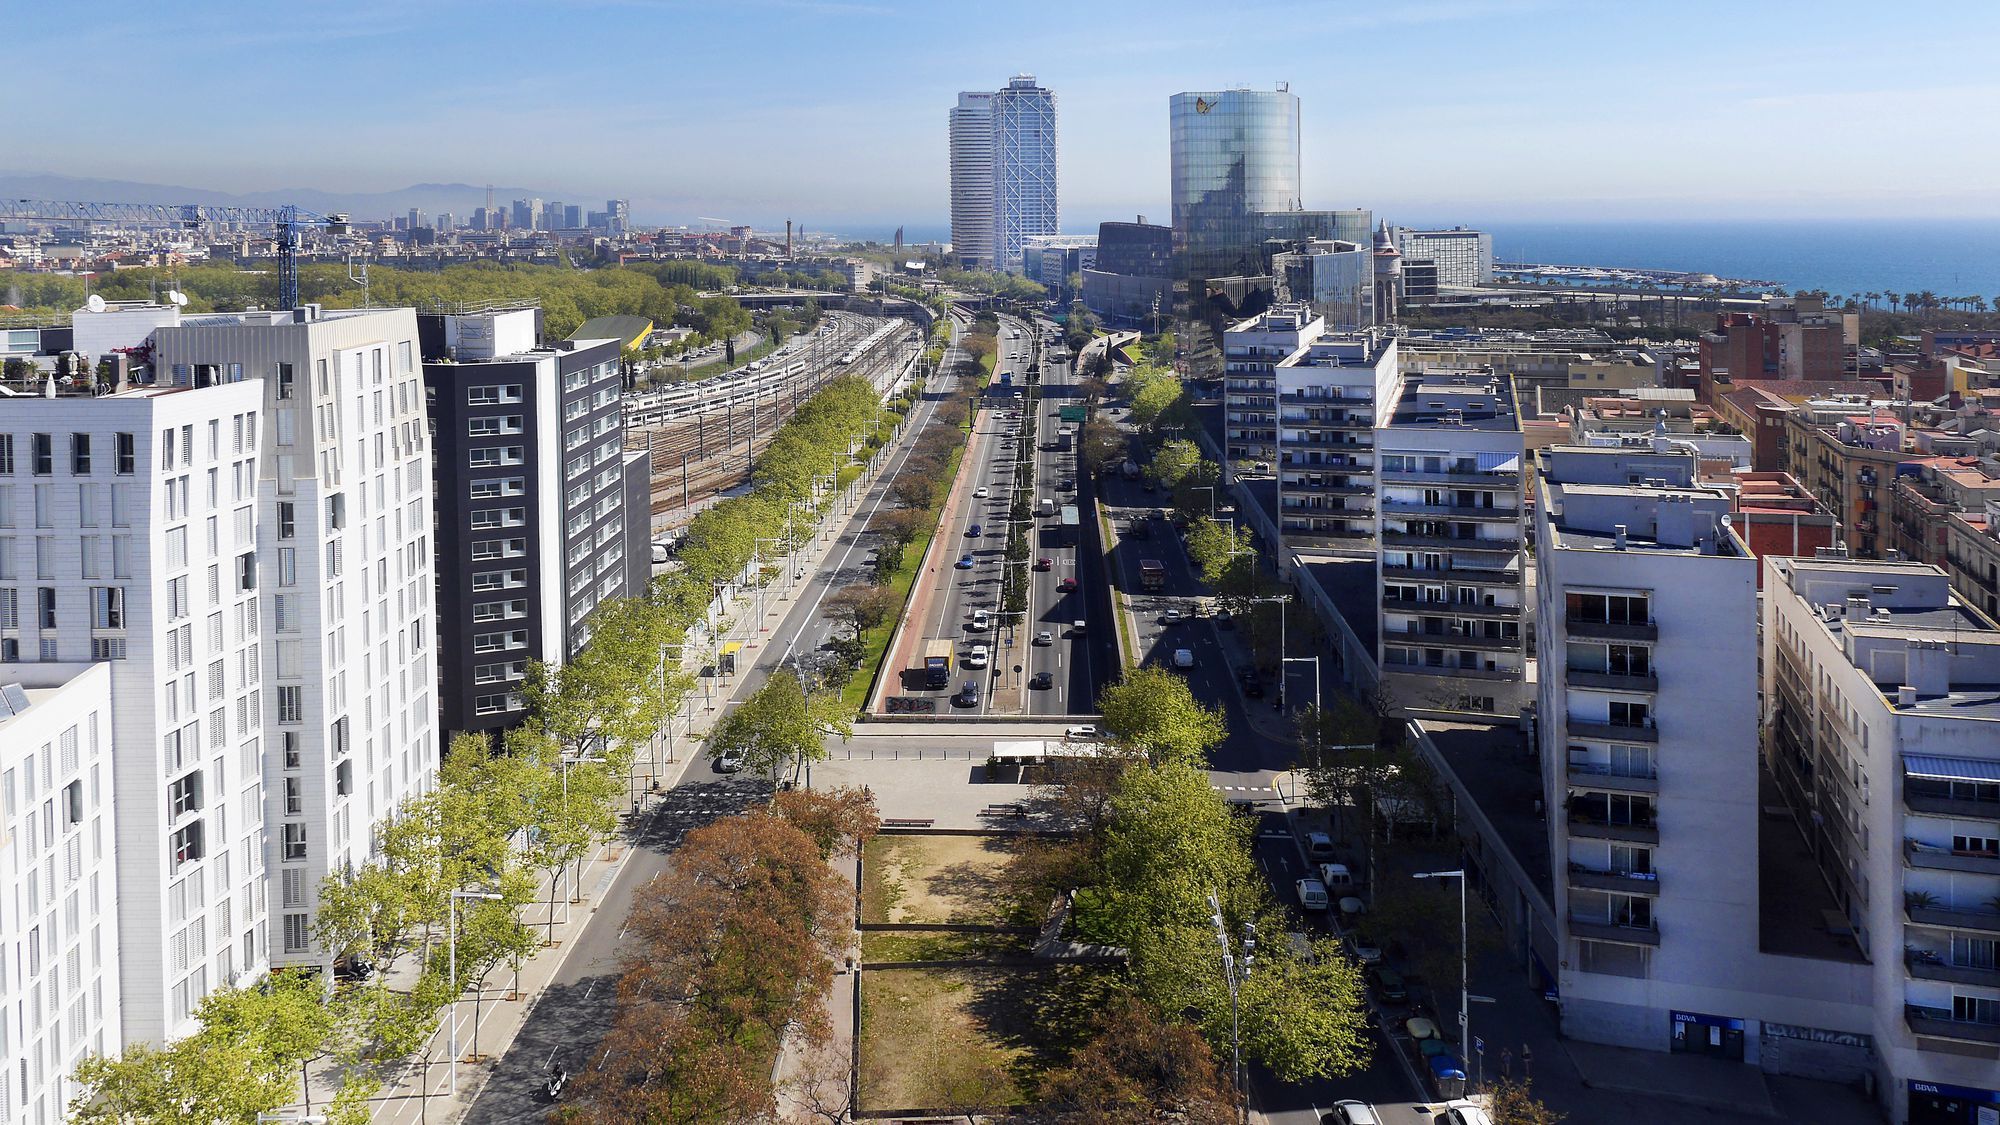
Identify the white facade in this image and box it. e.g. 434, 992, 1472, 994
1269, 330, 1396, 549
0, 380, 270, 1048
153, 307, 438, 967
948, 91, 995, 270
1375, 372, 1527, 714
1222, 304, 1324, 464
1765, 557, 2000, 1123
1395, 228, 1494, 287
0, 664, 121, 1122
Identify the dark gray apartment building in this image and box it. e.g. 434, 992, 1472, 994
420, 306, 650, 738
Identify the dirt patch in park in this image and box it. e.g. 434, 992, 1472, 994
860, 833, 1026, 926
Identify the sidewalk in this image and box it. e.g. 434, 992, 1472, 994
286, 363, 931, 1124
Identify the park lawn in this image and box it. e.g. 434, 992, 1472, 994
860, 833, 1026, 926
857, 965, 1121, 1112
839, 442, 966, 713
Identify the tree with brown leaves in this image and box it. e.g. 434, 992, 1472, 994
770, 785, 881, 860
1026, 996, 1236, 1125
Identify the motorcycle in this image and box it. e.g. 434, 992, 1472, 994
544, 1063, 569, 1102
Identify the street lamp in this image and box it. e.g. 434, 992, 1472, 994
559, 751, 607, 905
1245, 593, 1291, 705
446, 888, 504, 1094
1206, 891, 1254, 1123
1190, 484, 1217, 520
1412, 869, 1474, 1078
753, 537, 786, 629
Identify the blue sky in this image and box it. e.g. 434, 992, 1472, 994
10, 0, 2000, 232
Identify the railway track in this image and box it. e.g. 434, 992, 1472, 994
627, 315, 922, 532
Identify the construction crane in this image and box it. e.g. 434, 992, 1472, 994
0, 199, 351, 311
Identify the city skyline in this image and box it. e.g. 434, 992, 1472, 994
8, 0, 2000, 229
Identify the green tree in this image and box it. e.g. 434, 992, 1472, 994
1147, 439, 1210, 495
1096, 667, 1229, 768
705, 667, 852, 782
1489, 1077, 1565, 1124
1182, 517, 1257, 603
1125, 363, 1183, 431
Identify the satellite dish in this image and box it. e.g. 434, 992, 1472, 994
167, 290, 188, 307
86, 294, 106, 313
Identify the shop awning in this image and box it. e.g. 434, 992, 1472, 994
1902, 754, 2000, 784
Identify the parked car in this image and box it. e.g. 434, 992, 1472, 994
1345, 931, 1384, 964
1437, 1101, 1493, 1125
1320, 863, 1359, 893
1238, 669, 1264, 697
715, 747, 746, 773
1029, 671, 1054, 690
1295, 877, 1329, 912
1325, 1101, 1383, 1125
1369, 967, 1408, 1004
1305, 831, 1337, 861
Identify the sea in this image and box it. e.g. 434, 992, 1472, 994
839, 218, 2000, 303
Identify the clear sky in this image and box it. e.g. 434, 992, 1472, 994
10, 0, 2000, 232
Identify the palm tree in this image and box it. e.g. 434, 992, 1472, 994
1884, 291, 1900, 315
1865, 291, 1881, 311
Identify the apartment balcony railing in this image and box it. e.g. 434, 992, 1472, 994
1381, 564, 1522, 585
1379, 658, 1520, 682
1566, 917, 1662, 946
1381, 530, 1522, 554
1905, 901, 2000, 935
1379, 597, 1520, 619
1904, 949, 2000, 989
1904, 839, 2000, 876
1565, 763, 1659, 794
1904, 791, 2000, 820
1905, 1005, 2000, 1046
1566, 813, 1660, 844
1567, 865, 1662, 895
1282, 482, 1374, 499
1378, 501, 1520, 521
1567, 718, 1660, 744
1381, 467, 1522, 486
1565, 616, 1660, 642
1393, 626, 1521, 652
1566, 668, 1661, 693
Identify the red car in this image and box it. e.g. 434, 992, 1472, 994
1059, 577, 1078, 592
1034, 557, 1053, 572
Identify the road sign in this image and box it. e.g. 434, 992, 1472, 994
1474, 1037, 1485, 1055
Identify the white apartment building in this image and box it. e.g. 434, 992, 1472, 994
0, 378, 270, 1050
1395, 227, 1494, 287
153, 306, 438, 967
1271, 330, 1397, 550
948, 91, 996, 270
1765, 557, 2000, 1124
1223, 304, 1324, 465
0, 665, 121, 1123
1376, 371, 1527, 715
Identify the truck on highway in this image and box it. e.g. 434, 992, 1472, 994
922, 640, 954, 689
1060, 504, 1080, 546
1055, 428, 1074, 452
1139, 559, 1166, 591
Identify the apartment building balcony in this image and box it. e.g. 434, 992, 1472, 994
1286, 434, 1374, 449
1904, 791, 2000, 821
1378, 501, 1521, 521
1381, 468, 1522, 487
1565, 616, 1660, 642
1283, 482, 1374, 500
1380, 597, 1521, 619
1381, 564, 1522, 585
1567, 917, 1662, 946
1568, 865, 1662, 896
1380, 530, 1522, 554
1905, 1006, 2000, 1046
1567, 718, 1659, 744
1905, 839, 2000, 876
1566, 668, 1660, 693
1565, 815, 1660, 845
1279, 388, 1373, 403
1565, 763, 1659, 794
1906, 901, 2000, 935
1379, 658, 1521, 682
1905, 949, 2000, 989
1391, 625, 1521, 652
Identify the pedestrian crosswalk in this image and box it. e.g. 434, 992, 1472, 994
1213, 784, 1276, 793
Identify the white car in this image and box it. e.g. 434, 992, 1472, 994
974, 487, 989, 499
1065, 725, 1101, 740
970, 609, 990, 631
1171, 648, 1195, 669
1438, 1103, 1494, 1125
1033, 630, 1053, 646
1162, 608, 1184, 624
966, 644, 990, 669
714, 747, 746, 774
1328, 1101, 1383, 1125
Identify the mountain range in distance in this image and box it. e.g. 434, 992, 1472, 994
0, 172, 609, 224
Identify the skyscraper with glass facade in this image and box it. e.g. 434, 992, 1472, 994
1169, 86, 1302, 289
990, 75, 1059, 272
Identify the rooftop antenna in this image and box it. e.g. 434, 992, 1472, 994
86, 293, 106, 314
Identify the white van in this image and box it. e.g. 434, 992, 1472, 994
1038, 498, 1056, 517
1320, 863, 1358, 892
1295, 878, 1329, 912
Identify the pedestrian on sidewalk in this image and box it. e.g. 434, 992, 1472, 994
1521, 1043, 1533, 1081
1500, 1046, 1513, 1081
